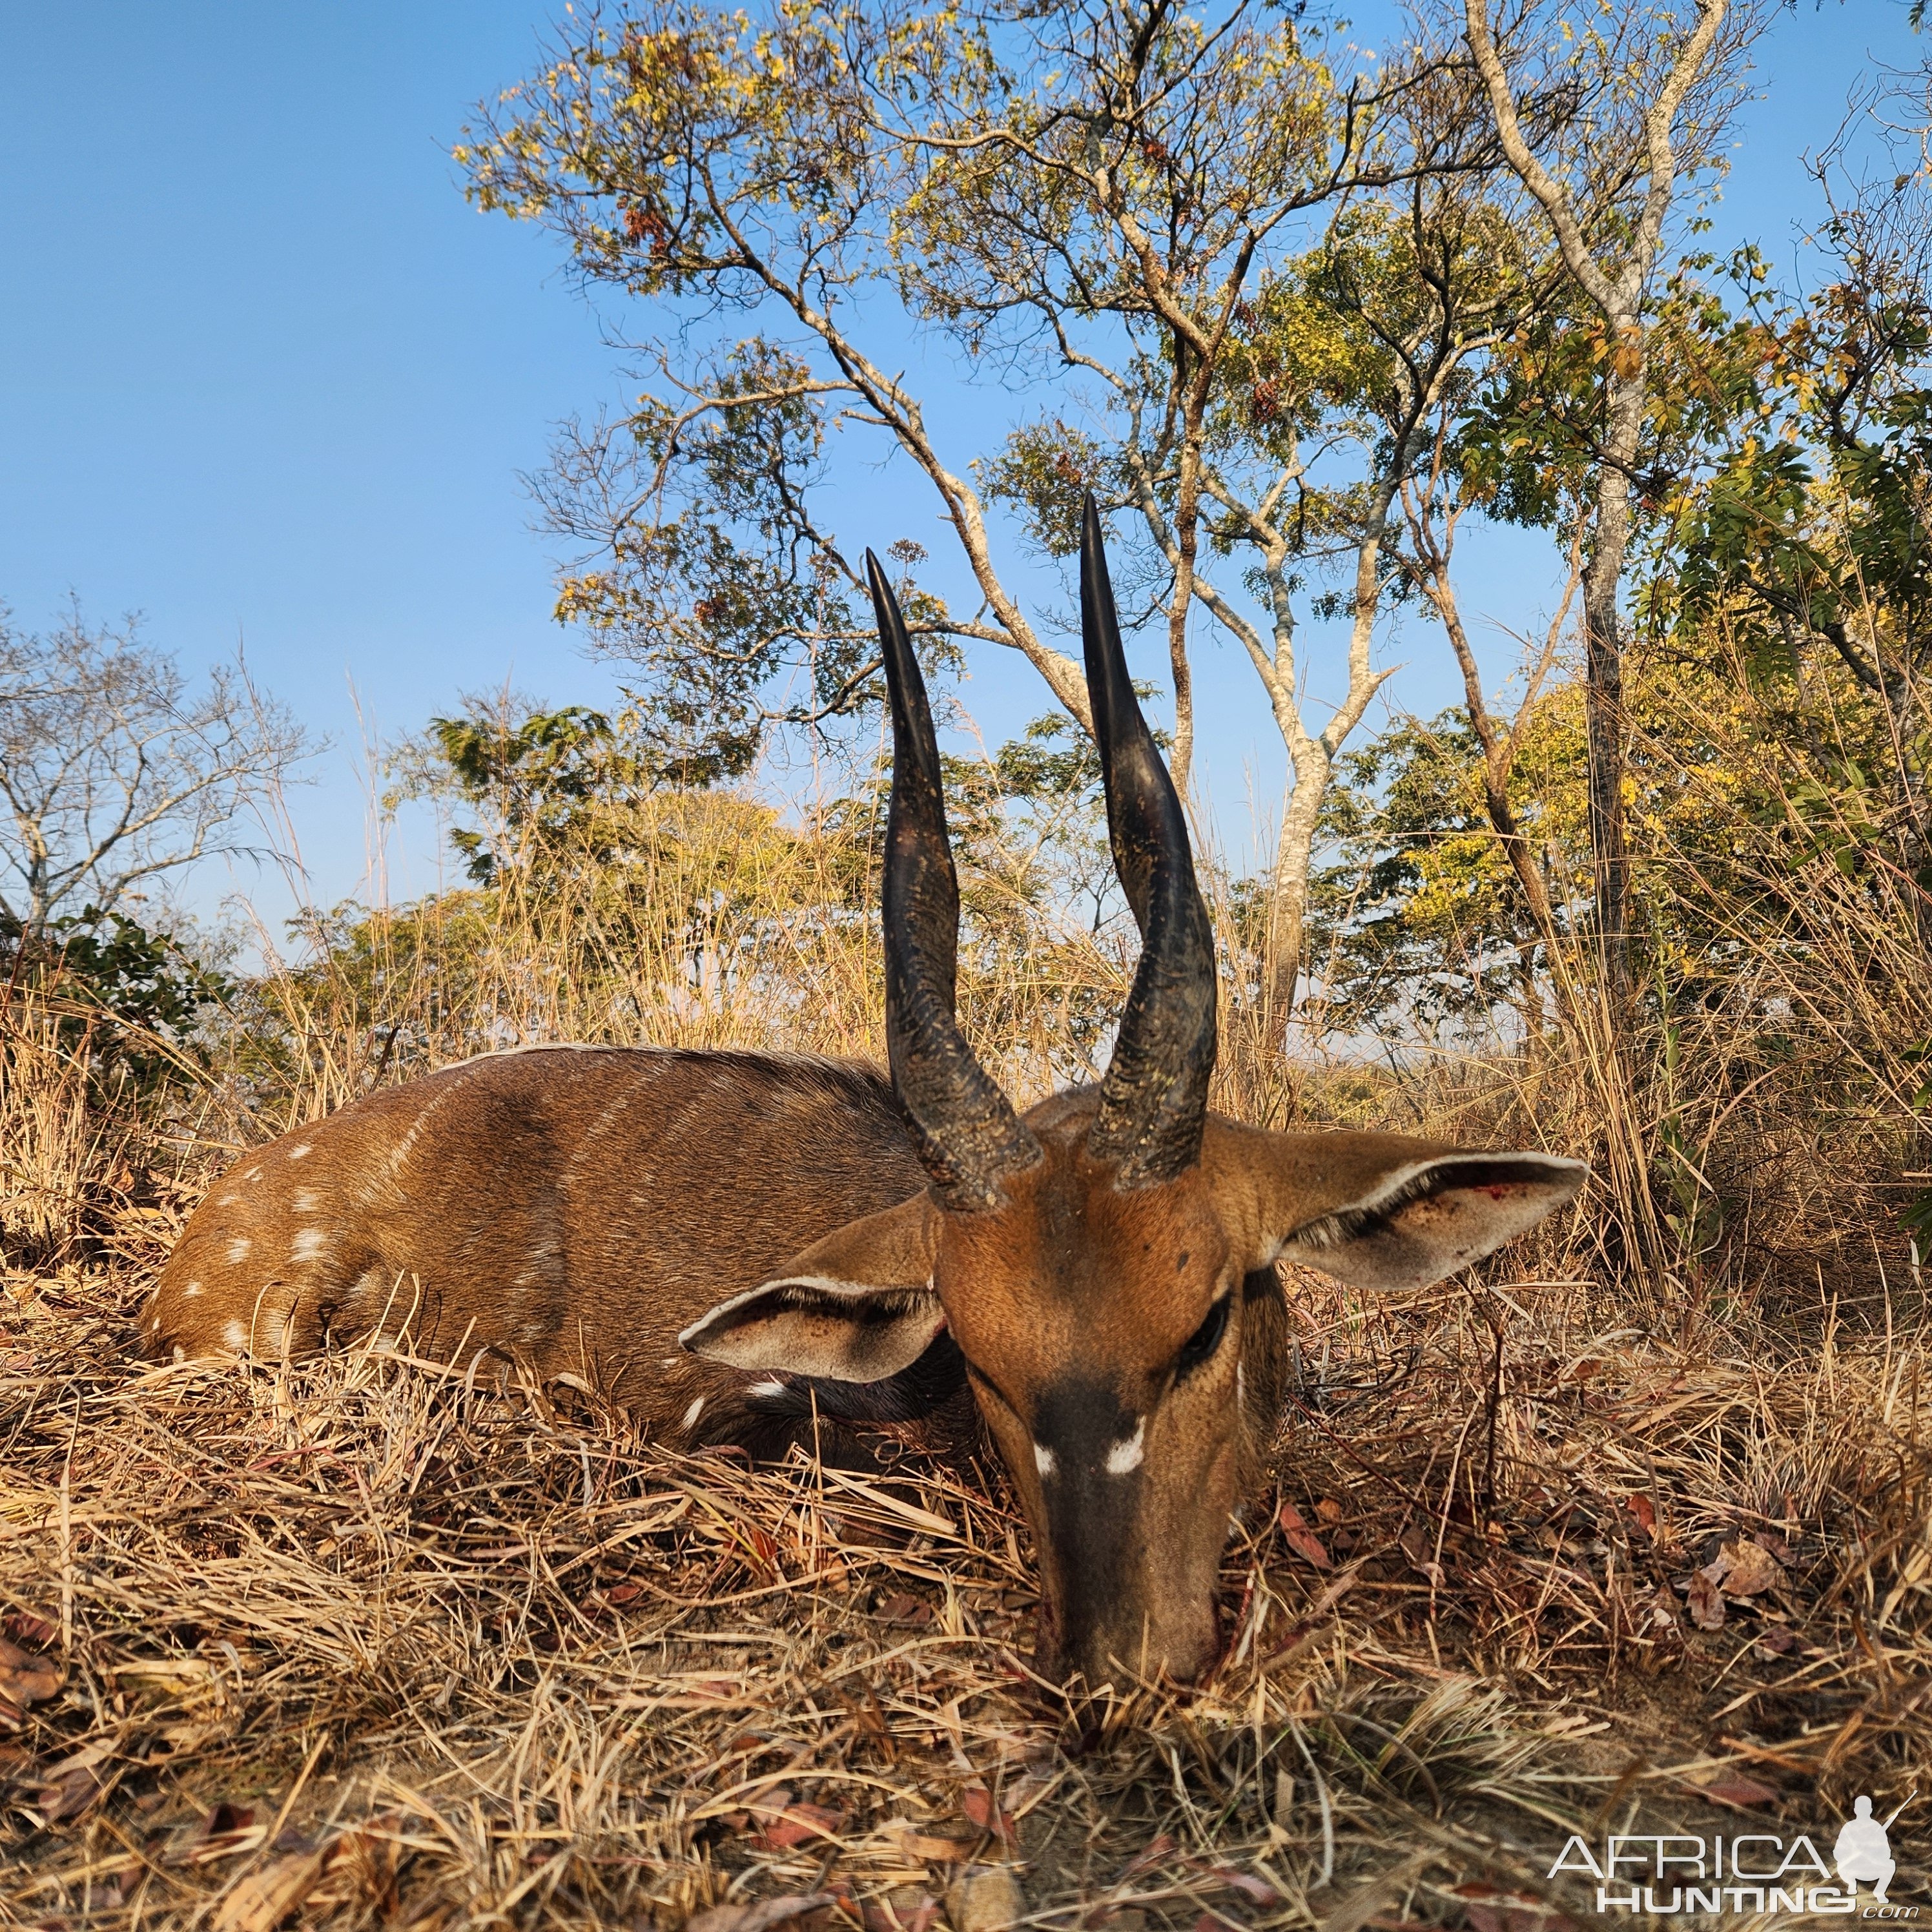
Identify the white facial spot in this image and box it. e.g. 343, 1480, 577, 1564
291, 1228, 330, 1263
681, 1396, 705, 1434
660, 1358, 679, 1370
291, 1189, 319, 1214
1033, 1441, 1056, 1479
226, 1237, 252, 1264
748, 1379, 786, 1399
1105, 1418, 1146, 1477
287, 1144, 313, 1161
221, 1319, 249, 1350
1237, 1360, 1246, 1410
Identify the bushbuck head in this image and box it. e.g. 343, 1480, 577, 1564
682, 500, 1585, 1685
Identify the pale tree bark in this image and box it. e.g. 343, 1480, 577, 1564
1126, 448, 1400, 1036
1464, 0, 1730, 1016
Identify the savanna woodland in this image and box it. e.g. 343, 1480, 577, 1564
6, 1, 1932, 1925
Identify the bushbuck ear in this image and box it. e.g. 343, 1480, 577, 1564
677, 1193, 942, 1381
1206, 1123, 1586, 1293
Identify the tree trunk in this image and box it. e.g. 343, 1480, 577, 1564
1583, 355, 1644, 1018
1262, 749, 1328, 1045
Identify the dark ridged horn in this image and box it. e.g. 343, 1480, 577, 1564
1080, 497, 1218, 1186
868, 551, 1040, 1210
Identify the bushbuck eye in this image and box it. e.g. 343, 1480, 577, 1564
1177, 1294, 1230, 1375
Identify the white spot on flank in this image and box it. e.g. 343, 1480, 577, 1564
217, 1195, 240, 1208
183, 1280, 203, 1299
291, 1228, 330, 1263
681, 1396, 705, 1434
1033, 1441, 1056, 1479
291, 1189, 319, 1213
221, 1319, 249, 1350
1105, 1419, 1146, 1476
287, 1143, 313, 1160
748, 1379, 786, 1399
226, 1237, 252, 1264
243, 1168, 262, 1183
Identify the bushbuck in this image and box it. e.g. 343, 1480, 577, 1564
143, 502, 1585, 1683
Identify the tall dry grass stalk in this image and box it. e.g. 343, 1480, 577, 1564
0, 994, 112, 1266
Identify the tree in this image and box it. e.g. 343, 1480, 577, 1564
0, 603, 313, 947
1461, 0, 1763, 1014
923, 8, 1528, 1030
458, 1, 1534, 1045
387, 692, 660, 884
1660, 92, 1932, 807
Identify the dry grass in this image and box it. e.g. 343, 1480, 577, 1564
6, 705, 1932, 1928
5, 1217, 1928, 1929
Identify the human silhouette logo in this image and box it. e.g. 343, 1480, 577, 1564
1836, 1796, 1897, 1902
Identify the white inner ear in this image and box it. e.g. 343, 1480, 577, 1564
1271, 1153, 1586, 1293
678, 1273, 942, 1382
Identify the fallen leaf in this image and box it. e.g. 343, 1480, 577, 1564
1700, 1775, 1780, 1808
1624, 1494, 1656, 1537
863, 1892, 941, 1932
1712, 1538, 1785, 1598
2, 1612, 57, 1650
1646, 1584, 1681, 1632
960, 1786, 1018, 1844
1118, 1833, 1177, 1880
1278, 1501, 1333, 1568
1315, 1498, 1344, 1525
210, 1845, 331, 1932
35, 1759, 107, 1822
686, 1896, 828, 1932
1753, 1625, 1797, 1658
755, 1801, 847, 1850
178, 1802, 260, 1862
892, 1824, 977, 1863
874, 1592, 934, 1627
0, 1634, 62, 1725
1208, 1865, 1282, 1906
1685, 1568, 1726, 1630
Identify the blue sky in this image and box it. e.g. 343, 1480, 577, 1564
0, 1, 1921, 947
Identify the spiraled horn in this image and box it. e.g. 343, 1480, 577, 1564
1080, 497, 1218, 1186
868, 551, 1040, 1210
